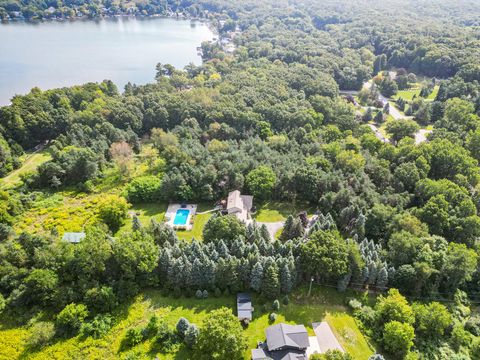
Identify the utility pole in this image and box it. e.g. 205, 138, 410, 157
307, 277, 314, 297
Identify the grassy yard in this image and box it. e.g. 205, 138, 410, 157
392, 85, 439, 101
254, 201, 316, 222
0, 149, 51, 189
0, 285, 374, 360
118, 202, 215, 241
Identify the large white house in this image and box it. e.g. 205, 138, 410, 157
227, 190, 253, 222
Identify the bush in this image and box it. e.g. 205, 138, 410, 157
142, 315, 159, 339
84, 286, 117, 313
184, 323, 199, 348
176, 317, 190, 339
195, 290, 203, 299
272, 299, 280, 311
97, 195, 130, 233
80, 315, 112, 339
348, 299, 363, 311
269, 313, 277, 323
156, 321, 178, 351
125, 176, 162, 203
202, 290, 209, 299
282, 295, 289, 305
214, 288, 222, 298
26, 321, 55, 348
124, 328, 144, 348
56, 303, 89, 336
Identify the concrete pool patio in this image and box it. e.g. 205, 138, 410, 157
165, 204, 197, 231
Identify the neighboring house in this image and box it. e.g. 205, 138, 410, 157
62, 232, 86, 244
252, 323, 309, 360
227, 190, 253, 222
237, 293, 253, 321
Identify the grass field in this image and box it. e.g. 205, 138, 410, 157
0, 149, 51, 189
118, 202, 215, 241
393, 85, 439, 101
0, 285, 374, 360
254, 201, 316, 222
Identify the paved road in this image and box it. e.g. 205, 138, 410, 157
342, 80, 428, 144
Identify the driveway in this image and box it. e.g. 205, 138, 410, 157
257, 221, 284, 241
313, 322, 344, 353
415, 129, 432, 144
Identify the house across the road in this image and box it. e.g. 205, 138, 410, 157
62, 232, 86, 244
226, 190, 253, 222
237, 293, 253, 321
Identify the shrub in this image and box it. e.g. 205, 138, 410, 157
56, 303, 89, 336
125, 176, 162, 203
142, 315, 159, 339
80, 315, 112, 339
269, 313, 277, 323
272, 299, 280, 311
84, 286, 117, 313
97, 195, 130, 233
124, 328, 144, 348
202, 290, 209, 299
176, 317, 190, 339
26, 321, 55, 348
214, 287, 222, 298
195, 290, 203, 299
184, 323, 199, 348
156, 321, 178, 351
282, 295, 289, 305
348, 299, 363, 311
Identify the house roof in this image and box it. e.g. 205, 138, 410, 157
266, 323, 309, 351
251, 346, 307, 360
227, 190, 242, 210
237, 292, 252, 320
62, 232, 86, 244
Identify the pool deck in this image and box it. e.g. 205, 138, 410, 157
165, 203, 197, 231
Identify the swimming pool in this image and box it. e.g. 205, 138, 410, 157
173, 209, 190, 226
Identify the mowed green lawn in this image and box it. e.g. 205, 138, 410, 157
118, 202, 214, 241
393, 85, 439, 101
0, 149, 51, 189
254, 201, 316, 222
0, 285, 374, 360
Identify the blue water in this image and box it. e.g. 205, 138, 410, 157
0, 17, 214, 105
173, 209, 190, 226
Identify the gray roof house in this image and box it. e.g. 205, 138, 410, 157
252, 323, 309, 360
237, 293, 253, 321
227, 190, 253, 222
62, 232, 86, 244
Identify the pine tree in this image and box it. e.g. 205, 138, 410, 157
132, 215, 142, 232
279, 263, 293, 294
374, 110, 384, 124
262, 264, 280, 299
250, 263, 263, 292
337, 272, 351, 292
280, 215, 294, 242
260, 224, 271, 242
184, 324, 199, 348
290, 219, 305, 239
376, 266, 388, 290
176, 317, 190, 339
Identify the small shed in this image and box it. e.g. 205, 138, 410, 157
237, 293, 253, 321
62, 232, 86, 244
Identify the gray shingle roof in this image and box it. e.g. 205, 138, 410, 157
237, 292, 252, 320
266, 323, 309, 351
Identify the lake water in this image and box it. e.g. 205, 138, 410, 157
0, 17, 214, 105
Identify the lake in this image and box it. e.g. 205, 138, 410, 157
0, 17, 214, 105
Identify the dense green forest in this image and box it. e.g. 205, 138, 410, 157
1, 0, 480, 359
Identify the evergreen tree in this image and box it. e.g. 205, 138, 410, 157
176, 317, 190, 339
262, 264, 280, 299
132, 215, 142, 232
279, 263, 293, 294
376, 266, 389, 290
280, 215, 294, 242
250, 263, 263, 292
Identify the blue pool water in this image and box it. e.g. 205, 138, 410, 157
173, 209, 190, 226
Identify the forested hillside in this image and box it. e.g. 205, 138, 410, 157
1, 0, 480, 359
